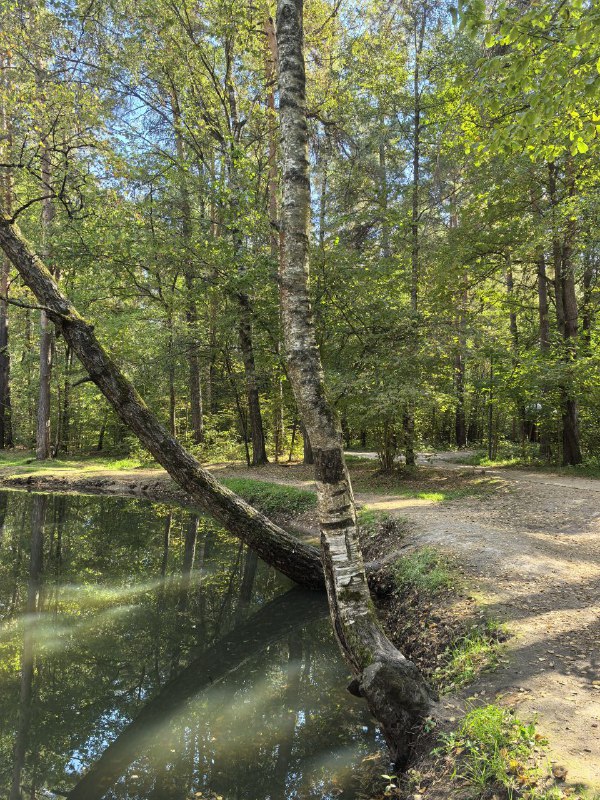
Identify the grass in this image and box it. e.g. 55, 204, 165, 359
391, 547, 455, 596
220, 477, 317, 515
350, 465, 500, 503
432, 620, 505, 692
357, 508, 394, 534
0, 450, 154, 473
439, 705, 551, 799
459, 447, 600, 479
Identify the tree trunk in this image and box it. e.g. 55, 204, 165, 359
37, 141, 54, 460
276, 0, 433, 766
224, 36, 269, 466
0, 210, 325, 590
548, 162, 582, 466
171, 94, 204, 445
402, 9, 427, 468
238, 296, 269, 465
581, 250, 595, 350
301, 421, 313, 464
0, 55, 13, 449
454, 349, 466, 448
536, 249, 552, 459
264, 20, 286, 463
505, 257, 527, 441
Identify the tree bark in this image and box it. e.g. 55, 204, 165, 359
403, 7, 427, 468
171, 94, 204, 445
301, 421, 313, 464
276, 0, 433, 766
548, 162, 582, 466
238, 295, 269, 465
224, 35, 269, 466
0, 209, 325, 590
0, 53, 13, 449
581, 250, 595, 350
37, 139, 54, 460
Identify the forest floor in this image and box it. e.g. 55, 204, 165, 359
0, 452, 598, 790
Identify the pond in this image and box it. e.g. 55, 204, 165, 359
0, 490, 380, 799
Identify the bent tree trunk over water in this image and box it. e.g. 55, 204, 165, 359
0, 210, 323, 591
276, 0, 433, 766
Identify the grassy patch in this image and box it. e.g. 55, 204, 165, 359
220, 478, 316, 516
350, 464, 500, 503
432, 620, 505, 692
391, 547, 455, 596
357, 508, 395, 535
438, 705, 551, 798
0, 451, 155, 473
460, 448, 600, 479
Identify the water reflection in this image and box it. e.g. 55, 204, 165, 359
0, 490, 378, 799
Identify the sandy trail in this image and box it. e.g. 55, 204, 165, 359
352, 456, 600, 788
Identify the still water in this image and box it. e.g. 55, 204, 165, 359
0, 490, 379, 799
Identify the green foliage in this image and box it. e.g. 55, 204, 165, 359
391, 547, 455, 596
433, 621, 504, 692
440, 705, 550, 797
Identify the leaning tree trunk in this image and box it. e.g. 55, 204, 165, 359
276, 0, 433, 766
0, 208, 324, 590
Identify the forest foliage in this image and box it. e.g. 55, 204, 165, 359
0, 0, 598, 468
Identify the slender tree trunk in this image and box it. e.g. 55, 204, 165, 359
96, 409, 108, 452
171, 95, 204, 445
532, 181, 552, 458
37, 139, 54, 460
266, 42, 286, 467
276, 0, 432, 766
379, 119, 390, 260
0, 209, 325, 589
548, 162, 582, 465
56, 345, 72, 455
0, 54, 13, 448
581, 250, 595, 350
404, 13, 426, 467
505, 256, 527, 441
224, 36, 269, 466
166, 312, 176, 436
454, 349, 466, 448
238, 297, 269, 465
537, 251, 551, 352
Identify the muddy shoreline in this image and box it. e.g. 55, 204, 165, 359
0, 471, 195, 506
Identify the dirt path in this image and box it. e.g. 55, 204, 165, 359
1, 456, 598, 786
399, 467, 600, 789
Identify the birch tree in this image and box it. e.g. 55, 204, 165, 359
276, 0, 433, 765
